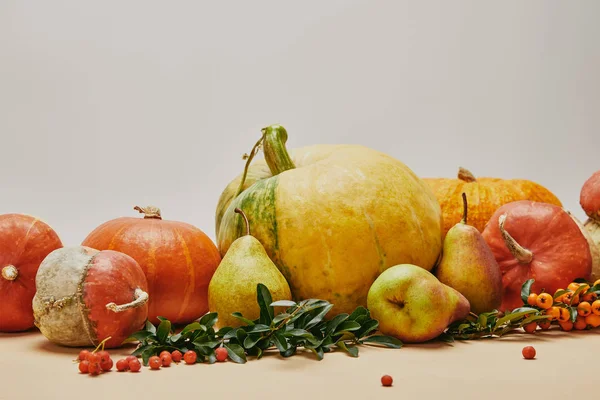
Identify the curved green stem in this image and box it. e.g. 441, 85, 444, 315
234, 133, 267, 198
262, 125, 296, 176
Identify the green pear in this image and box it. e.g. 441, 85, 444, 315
436, 193, 503, 314
208, 208, 292, 328
367, 264, 470, 343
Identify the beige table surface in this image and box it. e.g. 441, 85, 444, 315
1, 328, 598, 400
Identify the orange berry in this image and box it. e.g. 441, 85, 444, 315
592, 300, 600, 316
522, 346, 536, 359
577, 302, 592, 317
523, 322, 538, 333
546, 307, 561, 321
538, 320, 551, 330
536, 293, 553, 309
568, 283, 580, 292
553, 289, 565, 303
582, 292, 597, 303
585, 314, 600, 328
558, 307, 571, 322
559, 320, 574, 331
574, 316, 587, 330
527, 293, 538, 306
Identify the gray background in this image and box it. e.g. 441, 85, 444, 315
1, 1, 599, 245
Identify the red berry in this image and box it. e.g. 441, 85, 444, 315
100, 358, 113, 371
126, 355, 138, 363
160, 353, 172, 367
78, 350, 91, 361
116, 359, 129, 372
87, 353, 100, 363
183, 350, 197, 365
129, 359, 142, 372
215, 347, 228, 362
97, 351, 110, 364
149, 356, 161, 370
159, 351, 171, 358
88, 362, 101, 375
522, 346, 536, 360
171, 350, 182, 363
381, 375, 393, 387
78, 360, 90, 373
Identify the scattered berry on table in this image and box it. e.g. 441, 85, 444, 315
522, 346, 536, 360
100, 358, 113, 371
78, 360, 90, 374
183, 350, 197, 365
149, 356, 161, 370
116, 359, 129, 372
171, 350, 182, 363
96, 350, 110, 364
128, 359, 142, 372
381, 375, 393, 386
161, 353, 172, 367
78, 350, 90, 361
215, 347, 228, 362
126, 355, 138, 363
88, 362, 101, 375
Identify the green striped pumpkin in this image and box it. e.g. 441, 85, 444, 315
215, 125, 443, 315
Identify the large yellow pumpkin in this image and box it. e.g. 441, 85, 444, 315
423, 167, 562, 236
215, 125, 443, 315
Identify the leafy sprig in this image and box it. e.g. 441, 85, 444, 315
125, 284, 402, 365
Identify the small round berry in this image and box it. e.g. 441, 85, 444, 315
87, 353, 100, 363
523, 322, 538, 333
88, 362, 101, 375
522, 346, 536, 360
526, 293, 538, 306
559, 320, 574, 331
100, 358, 113, 371
159, 351, 171, 358
96, 350, 110, 364
592, 300, 600, 316
183, 350, 197, 365
78, 360, 90, 373
578, 301, 592, 317
171, 350, 182, 363
381, 375, 393, 387
538, 320, 551, 330
215, 347, 228, 362
129, 359, 142, 372
149, 356, 161, 370
574, 316, 588, 330
116, 359, 129, 372
126, 355, 138, 363
558, 307, 571, 322
78, 350, 91, 361
536, 293, 553, 309
161, 353, 172, 367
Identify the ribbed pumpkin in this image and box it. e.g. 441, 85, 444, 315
423, 167, 562, 236
81, 206, 221, 325
0, 214, 63, 332
216, 125, 443, 315
580, 170, 600, 281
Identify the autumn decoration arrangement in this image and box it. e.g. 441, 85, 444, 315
1, 124, 599, 375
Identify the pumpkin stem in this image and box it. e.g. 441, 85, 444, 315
134, 206, 162, 220
498, 213, 533, 264
458, 167, 477, 183
106, 288, 149, 313
461, 192, 468, 225
1, 265, 18, 281
234, 208, 250, 236
235, 132, 267, 198
263, 125, 296, 176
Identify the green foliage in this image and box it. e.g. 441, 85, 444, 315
126, 284, 402, 365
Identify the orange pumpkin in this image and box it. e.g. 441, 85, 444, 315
423, 167, 562, 236
81, 206, 221, 325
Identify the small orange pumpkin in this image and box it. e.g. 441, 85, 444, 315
423, 167, 562, 236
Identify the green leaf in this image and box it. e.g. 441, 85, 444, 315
141, 347, 157, 366
336, 341, 358, 357
206, 353, 217, 364
324, 313, 350, 337
335, 321, 361, 333
574, 277, 589, 283
571, 285, 589, 305
127, 330, 156, 343
494, 309, 538, 329
181, 322, 203, 335
348, 306, 369, 321
361, 335, 403, 349
284, 329, 319, 345
231, 312, 255, 326
244, 324, 271, 333
270, 300, 297, 307
225, 343, 247, 364
216, 327, 233, 338
272, 331, 289, 353
156, 319, 171, 343
519, 314, 551, 327
553, 289, 569, 300
521, 279, 535, 304
131, 344, 151, 357
272, 313, 290, 324
307, 346, 324, 360
304, 304, 334, 330
257, 284, 274, 325
569, 306, 578, 323
256, 348, 264, 360
437, 332, 455, 343
145, 320, 156, 335
199, 312, 219, 328
281, 346, 297, 357
223, 328, 240, 340
477, 314, 488, 328
356, 319, 379, 339
243, 334, 261, 349
236, 329, 247, 343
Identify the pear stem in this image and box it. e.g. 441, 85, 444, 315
498, 214, 533, 264
461, 192, 468, 225
458, 167, 477, 182
235, 208, 250, 236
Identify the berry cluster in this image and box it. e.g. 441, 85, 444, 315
523, 279, 600, 333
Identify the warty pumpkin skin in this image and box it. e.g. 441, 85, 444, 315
423, 167, 562, 237
0, 214, 63, 332
481, 201, 592, 312
216, 125, 443, 315
82, 207, 221, 325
